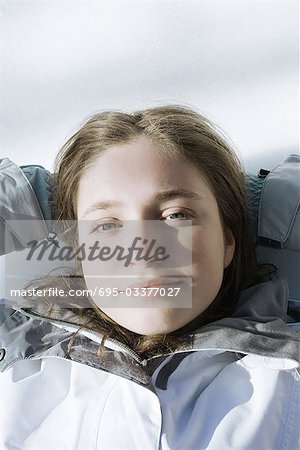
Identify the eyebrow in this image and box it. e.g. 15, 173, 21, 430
81, 188, 203, 217
155, 188, 203, 202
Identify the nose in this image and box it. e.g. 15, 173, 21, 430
122, 233, 168, 269
127, 249, 165, 268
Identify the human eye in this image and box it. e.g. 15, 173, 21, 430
163, 209, 193, 221
90, 220, 123, 234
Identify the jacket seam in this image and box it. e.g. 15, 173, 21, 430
277, 370, 299, 450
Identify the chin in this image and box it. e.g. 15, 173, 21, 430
134, 326, 176, 335
103, 308, 193, 336
124, 312, 189, 336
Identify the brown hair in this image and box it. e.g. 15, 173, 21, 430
42, 105, 268, 358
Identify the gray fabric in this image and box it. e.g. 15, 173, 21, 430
0, 159, 49, 256
192, 279, 300, 364
256, 246, 300, 303
256, 154, 300, 302
21, 164, 54, 221
244, 173, 265, 244
258, 154, 300, 250
0, 305, 152, 388
1, 279, 299, 385
155, 352, 194, 390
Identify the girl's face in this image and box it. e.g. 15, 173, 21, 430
77, 135, 235, 335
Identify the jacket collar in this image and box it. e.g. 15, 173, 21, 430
12, 278, 300, 369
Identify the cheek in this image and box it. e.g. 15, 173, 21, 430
191, 229, 226, 277
191, 235, 226, 309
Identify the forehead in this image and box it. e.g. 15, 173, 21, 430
77, 135, 214, 212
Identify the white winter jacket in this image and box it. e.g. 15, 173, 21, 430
0, 279, 300, 450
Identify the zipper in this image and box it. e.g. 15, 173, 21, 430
103, 336, 147, 366
17, 308, 147, 366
